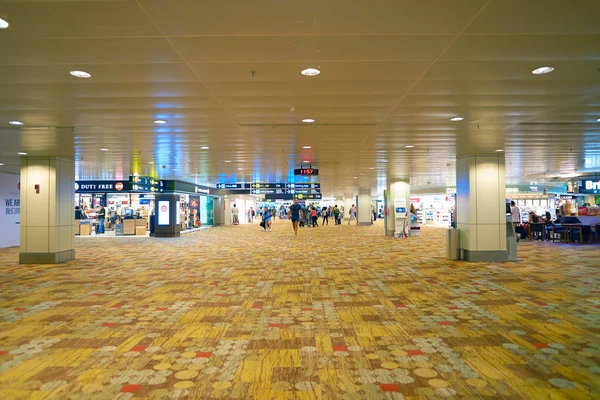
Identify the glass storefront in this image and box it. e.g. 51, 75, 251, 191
201, 196, 214, 226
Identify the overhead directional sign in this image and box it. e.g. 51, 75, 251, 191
264, 193, 322, 200
216, 183, 249, 189
251, 189, 285, 195
285, 189, 321, 195
285, 183, 320, 189
130, 176, 166, 192
250, 183, 286, 189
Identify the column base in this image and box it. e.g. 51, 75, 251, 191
19, 249, 75, 264
154, 233, 181, 238
461, 249, 507, 263
357, 222, 371, 226
386, 229, 396, 237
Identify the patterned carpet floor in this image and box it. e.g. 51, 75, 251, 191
0, 220, 599, 399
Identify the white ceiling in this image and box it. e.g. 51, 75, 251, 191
1, 0, 599, 197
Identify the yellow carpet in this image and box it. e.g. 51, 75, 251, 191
0, 221, 599, 399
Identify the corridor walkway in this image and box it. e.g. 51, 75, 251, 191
0, 221, 599, 399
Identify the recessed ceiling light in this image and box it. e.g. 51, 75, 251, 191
69, 70, 91, 79
369, 167, 375, 169
531, 66, 554, 75
303, 160, 310, 163
237, 168, 243, 170
303, 146, 312, 149
0, 18, 9, 29
9, 121, 23, 126
495, 149, 504, 152
154, 120, 167, 124
200, 146, 209, 150
405, 145, 414, 148
18, 152, 27, 156
301, 68, 320, 76
450, 117, 464, 122
353, 176, 358, 179
100, 148, 109, 152
302, 118, 315, 123
597, 118, 600, 122
225, 160, 232, 163
0, 163, 4, 166
148, 161, 154, 164
172, 168, 177, 171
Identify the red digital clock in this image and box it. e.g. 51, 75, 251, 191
294, 168, 318, 176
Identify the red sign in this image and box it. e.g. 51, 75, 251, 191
579, 206, 600, 216
160, 205, 167, 212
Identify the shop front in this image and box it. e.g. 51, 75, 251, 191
171, 181, 218, 231
74, 178, 222, 236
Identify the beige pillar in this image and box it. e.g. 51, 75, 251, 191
357, 188, 372, 226
456, 153, 508, 262
20, 157, 75, 264
385, 179, 410, 237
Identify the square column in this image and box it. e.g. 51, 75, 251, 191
357, 188, 372, 226
456, 154, 507, 262
20, 157, 75, 264
223, 196, 232, 226
385, 180, 410, 237
154, 193, 181, 237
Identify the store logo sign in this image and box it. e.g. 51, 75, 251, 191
585, 180, 600, 190
195, 186, 210, 195
74, 182, 79, 191
115, 182, 123, 191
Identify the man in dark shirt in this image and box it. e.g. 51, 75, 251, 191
97, 205, 106, 234
288, 198, 302, 237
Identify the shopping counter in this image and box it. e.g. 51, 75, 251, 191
123, 218, 147, 235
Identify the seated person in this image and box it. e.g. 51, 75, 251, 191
529, 212, 540, 224
75, 206, 86, 220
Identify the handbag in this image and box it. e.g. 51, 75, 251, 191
260, 220, 266, 228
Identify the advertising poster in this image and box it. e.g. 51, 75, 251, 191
158, 201, 170, 225
578, 206, 600, 216
0, 173, 20, 248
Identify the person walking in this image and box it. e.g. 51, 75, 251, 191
232, 204, 239, 225
289, 198, 302, 237
247, 208, 253, 224
97, 205, 106, 234
321, 206, 329, 225
264, 207, 272, 232
311, 207, 318, 227
302, 205, 310, 228
348, 204, 356, 225
333, 204, 340, 225
510, 201, 521, 242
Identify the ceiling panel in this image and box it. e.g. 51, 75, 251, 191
0, 0, 159, 38
190, 61, 431, 82
464, 0, 600, 34
0, 38, 180, 65
0, 64, 198, 84
170, 35, 453, 63
442, 34, 600, 61
140, 0, 488, 35
0, 0, 599, 194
